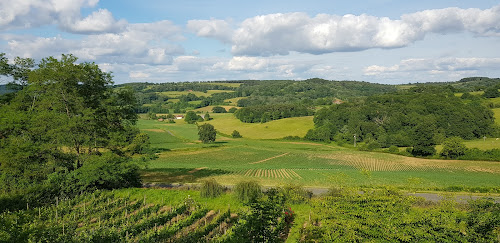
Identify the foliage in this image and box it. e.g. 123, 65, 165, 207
184, 111, 201, 124
234, 181, 262, 203
482, 86, 500, 98
212, 106, 227, 113
235, 104, 314, 123
441, 137, 467, 159
309, 89, 496, 151
228, 107, 238, 113
411, 117, 437, 157
233, 188, 290, 242
61, 153, 141, 196
200, 178, 224, 198
387, 145, 399, 153
231, 130, 242, 138
299, 190, 500, 242
204, 112, 211, 121
198, 123, 216, 143
0, 54, 143, 211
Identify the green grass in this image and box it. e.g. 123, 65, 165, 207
493, 108, 500, 124
137, 118, 500, 192
160, 90, 234, 98
435, 138, 500, 151
198, 113, 314, 139
224, 97, 244, 105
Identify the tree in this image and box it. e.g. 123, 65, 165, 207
212, 106, 227, 113
411, 118, 437, 157
440, 137, 467, 159
198, 123, 216, 143
204, 112, 211, 121
0, 54, 143, 209
228, 107, 237, 113
184, 111, 200, 124
482, 87, 500, 98
232, 130, 242, 138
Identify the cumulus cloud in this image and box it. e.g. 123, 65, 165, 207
61, 8, 127, 34
129, 71, 150, 79
187, 5, 500, 56
364, 57, 500, 76
0, 0, 126, 34
187, 18, 233, 43
2, 20, 184, 65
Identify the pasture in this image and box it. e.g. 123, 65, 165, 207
198, 113, 314, 139
138, 118, 500, 192
159, 90, 234, 98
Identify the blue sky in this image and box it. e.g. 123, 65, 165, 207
1, 0, 499, 84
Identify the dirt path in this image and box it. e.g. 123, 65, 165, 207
250, 153, 290, 164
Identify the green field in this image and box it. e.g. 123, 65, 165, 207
138, 118, 500, 192
160, 90, 234, 98
493, 108, 500, 124
223, 97, 244, 105
199, 113, 314, 139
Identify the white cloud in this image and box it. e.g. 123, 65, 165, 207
189, 5, 500, 56
61, 8, 127, 34
0, 0, 126, 34
3, 20, 185, 65
364, 57, 500, 76
129, 71, 150, 79
187, 18, 233, 43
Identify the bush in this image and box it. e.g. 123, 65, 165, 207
234, 181, 262, 202
198, 123, 216, 143
231, 130, 242, 138
282, 184, 312, 203
228, 107, 237, 113
212, 106, 227, 113
440, 137, 467, 159
200, 179, 224, 198
388, 145, 399, 153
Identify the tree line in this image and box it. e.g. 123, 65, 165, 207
306, 86, 498, 157
234, 104, 314, 123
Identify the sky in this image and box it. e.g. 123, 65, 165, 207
1, 0, 499, 84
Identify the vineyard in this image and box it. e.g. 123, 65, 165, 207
2, 187, 499, 242
0, 189, 293, 242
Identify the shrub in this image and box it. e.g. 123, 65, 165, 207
440, 137, 467, 159
234, 181, 262, 202
200, 179, 224, 198
231, 130, 242, 138
388, 145, 399, 153
212, 106, 227, 113
228, 107, 237, 113
282, 184, 312, 203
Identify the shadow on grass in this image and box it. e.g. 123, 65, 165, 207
140, 167, 231, 184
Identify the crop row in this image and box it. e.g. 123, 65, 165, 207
0, 192, 237, 242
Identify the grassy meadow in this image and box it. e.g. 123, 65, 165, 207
160, 90, 234, 98
138, 114, 500, 192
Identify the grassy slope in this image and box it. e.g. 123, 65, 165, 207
198, 113, 314, 139
138, 118, 500, 191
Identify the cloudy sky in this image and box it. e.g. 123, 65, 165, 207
1, 0, 499, 84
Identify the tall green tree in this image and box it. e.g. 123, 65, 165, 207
0, 54, 142, 205
440, 137, 467, 159
411, 117, 437, 157
198, 123, 216, 143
